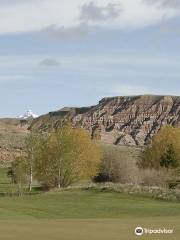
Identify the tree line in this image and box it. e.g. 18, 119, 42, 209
8, 123, 180, 193
9, 122, 101, 192
138, 125, 180, 187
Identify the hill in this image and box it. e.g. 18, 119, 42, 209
0, 118, 29, 165
1, 95, 179, 163
31, 95, 180, 146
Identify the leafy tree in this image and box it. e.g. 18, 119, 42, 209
25, 131, 42, 191
11, 155, 28, 195
160, 144, 179, 169
35, 122, 101, 188
139, 125, 180, 170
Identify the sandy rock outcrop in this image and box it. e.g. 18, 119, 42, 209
31, 95, 180, 146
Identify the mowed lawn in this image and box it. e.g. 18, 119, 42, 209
0, 218, 179, 240
0, 164, 180, 240
0, 189, 180, 219
4, 167, 178, 221
0, 189, 180, 239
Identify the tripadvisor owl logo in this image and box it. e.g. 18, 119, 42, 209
135, 227, 144, 236
135, 226, 174, 236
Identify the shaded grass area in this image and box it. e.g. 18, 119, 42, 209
0, 188, 180, 220
0, 168, 42, 196
0, 168, 13, 193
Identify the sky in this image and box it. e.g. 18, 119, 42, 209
0, 0, 180, 117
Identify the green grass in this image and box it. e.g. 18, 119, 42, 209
0, 168, 12, 193
0, 188, 180, 219
0, 168, 180, 239
0, 168, 21, 194
0, 173, 179, 239
0, 168, 41, 195
0, 189, 179, 239
0, 167, 180, 220
0, 218, 179, 240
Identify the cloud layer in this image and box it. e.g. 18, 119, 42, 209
0, 0, 178, 35
39, 58, 61, 67
144, 0, 180, 9
42, 23, 90, 39
80, 2, 121, 22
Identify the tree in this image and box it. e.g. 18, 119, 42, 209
138, 125, 180, 170
35, 122, 101, 189
25, 131, 42, 191
160, 144, 179, 169
10, 155, 28, 195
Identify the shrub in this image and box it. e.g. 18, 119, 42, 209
138, 168, 171, 187
95, 144, 140, 184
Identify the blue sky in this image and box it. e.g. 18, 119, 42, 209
0, 0, 180, 117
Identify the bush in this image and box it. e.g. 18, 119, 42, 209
87, 183, 180, 202
138, 168, 171, 187
94, 144, 173, 188
94, 144, 140, 184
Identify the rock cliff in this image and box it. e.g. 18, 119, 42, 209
31, 95, 180, 146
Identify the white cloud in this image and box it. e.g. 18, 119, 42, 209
0, 0, 178, 35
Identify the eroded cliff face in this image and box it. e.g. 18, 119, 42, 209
31, 95, 180, 146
